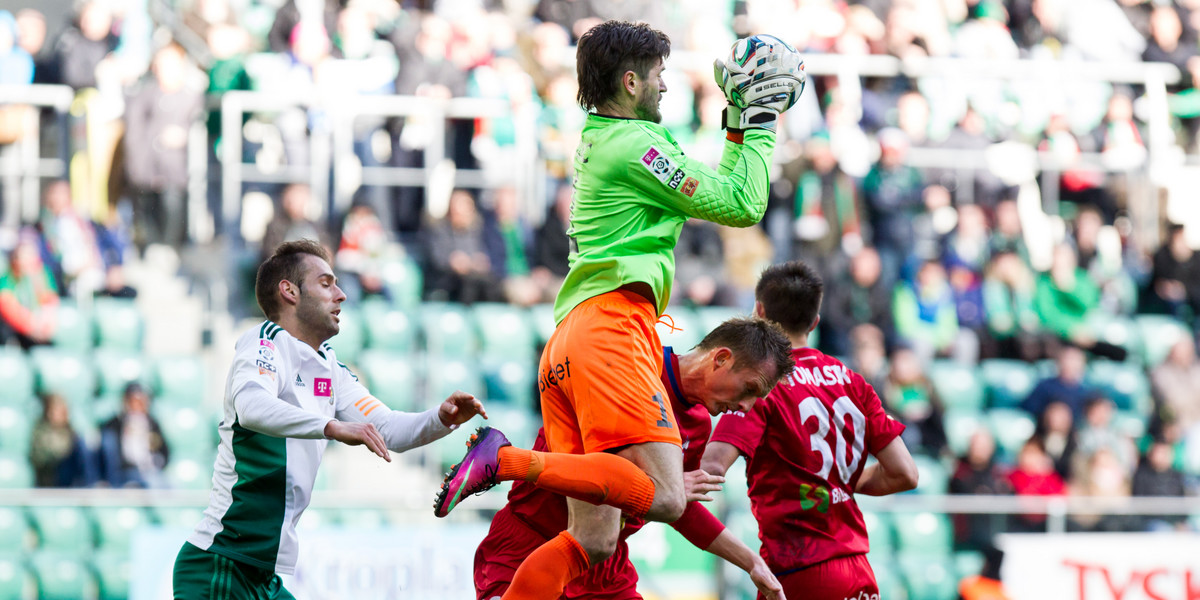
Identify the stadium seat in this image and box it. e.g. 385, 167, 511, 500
164, 456, 214, 491
324, 305, 364, 365
93, 350, 147, 402
29, 553, 94, 600
31, 348, 95, 408
361, 298, 417, 353
862, 511, 895, 557
0, 554, 31, 600
92, 554, 130, 600
1085, 360, 1151, 414
942, 408, 987, 458
0, 347, 33, 404
154, 406, 216, 459
656, 307, 702, 352
1114, 410, 1147, 439
472, 303, 536, 360
356, 350, 418, 410
898, 554, 958, 600
1094, 315, 1140, 361
1134, 314, 1191, 368
426, 357, 484, 408
90, 507, 152, 552
0, 405, 35, 455
481, 356, 536, 409
481, 404, 538, 450
954, 549, 986, 580
381, 254, 423, 310
0, 454, 33, 489
986, 408, 1036, 461
420, 303, 475, 357
92, 297, 144, 351
152, 505, 206, 530
152, 356, 206, 406
978, 359, 1038, 409
0, 507, 31, 554
928, 360, 985, 410
528, 304, 557, 346
872, 558, 907, 600
694, 305, 742, 335
51, 302, 91, 352
29, 506, 92, 554
893, 511, 953, 556
910, 455, 949, 495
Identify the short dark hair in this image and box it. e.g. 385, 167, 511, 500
695, 317, 795, 384
255, 239, 329, 321
575, 20, 670, 112
756, 261, 824, 336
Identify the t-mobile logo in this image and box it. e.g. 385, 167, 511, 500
314, 378, 332, 397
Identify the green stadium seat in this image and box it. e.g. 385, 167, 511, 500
954, 549, 986, 580
529, 304, 557, 346
0, 347, 33, 403
426, 357, 483, 406
987, 408, 1036, 461
361, 298, 417, 353
152, 356, 206, 406
381, 254, 423, 310
0, 406, 33, 455
942, 408, 987, 458
1085, 360, 1151, 414
862, 511, 894, 557
894, 511, 953, 556
928, 360, 985, 410
0, 454, 33, 488
420, 303, 475, 357
910, 455, 949, 495
483, 404, 538, 450
51, 302, 91, 352
324, 306, 364, 365
152, 505, 206, 530
92, 554, 130, 600
481, 356, 535, 409
356, 350, 418, 410
0, 507, 31, 554
1114, 410, 1147, 439
898, 555, 958, 600
29, 553, 94, 600
472, 303, 535, 359
31, 348, 95, 408
979, 359, 1038, 409
90, 506, 152, 552
657, 307, 702, 352
872, 559, 907, 600
1094, 315, 1140, 361
93, 350, 147, 401
0, 554, 31, 600
154, 406, 216, 459
29, 506, 92, 554
1134, 315, 1191, 368
165, 456, 214, 491
338, 507, 389, 530
694, 305, 743, 335
92, 297, 143, 351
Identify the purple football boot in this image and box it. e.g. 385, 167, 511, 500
433, 426, 511, 518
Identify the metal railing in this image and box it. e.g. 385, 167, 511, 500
0, 84, 74, 227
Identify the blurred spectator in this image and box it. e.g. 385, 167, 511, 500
489, 186, 541, 306
0, 230, 59, 349
949, 429, 1014, 550
94, 212, 137, 298
958, 546, 1012, 600
268, 0, 340, 54
1132, 441, 1189, 531
1151, 337, 1200, 435
895, 90, 930, 147
531, 181, 572, 296
893, 259, 977, 364
1072, 206, 1136, 314
822, 247, 893, 356
54, 1, 116, 90
848, 323, 889, 392
788, 132, 862, 268
1068, 447, 1134, 532
1148, 223, 1200, 320
880, 345, 947, 455
948, 257, 989, 356
1007, 438, 1067, 531
261, 184, 332, 260
1021, 345, 1094, 421
1143, 5, 1195, 85
36, 180, 104, 296
1074, 395, 1137, 473
422, 189, 503, 304
122, 42, 204, 251
862, 128, 924, 284
1091, 90, 1146, 172
204, 24, 251, 152
988, 199, 1030, 265
675, 220, 732, 308
15, 9, 54, 84
29, 393, 96, 488
943, 203, 992, 275
910, 184, 957, 270
935, 106, 1015, 208
181, 0, 237, 45
98, 382, 169, 488
1039, 113, 1114, 224
335, 201, 394, 302
1035, 243, 1125, 360
982, 251, 1042, 361
0, 11, 33, 85
1030, 400, 1079, 480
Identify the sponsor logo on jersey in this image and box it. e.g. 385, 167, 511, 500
314, 378, 332, 397
295, 374, 304, 387
640, 146, 676, 183
258, 367, 275, 381
667, 168, 686, 189
680, 177, 698, 197
799, 482, 852, 513
538, 356, 572, 392
256, 359, 275, 373
258, 347, 274, 361
259, 339, 275, 351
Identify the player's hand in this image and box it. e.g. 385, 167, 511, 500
683, 469, 724, 502
749, 559, 786, 600
325, 420, 390, 462
438, 391, 487, 428
714, 35, 805, 132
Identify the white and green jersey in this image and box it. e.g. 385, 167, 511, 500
188, 320, 451, 574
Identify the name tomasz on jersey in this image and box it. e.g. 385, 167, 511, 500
784, 363, 852, 388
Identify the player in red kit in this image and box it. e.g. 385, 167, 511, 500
475, 318, 795, 600
701, 261, 919, 600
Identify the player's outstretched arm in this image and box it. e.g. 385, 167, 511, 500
855, 437, 919, 496
705, 528, 786, 600
437, 390, 487, 428
699, 441, 741, 479
324, 420, 390, 462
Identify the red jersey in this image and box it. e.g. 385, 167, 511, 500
710, 347, 905, 574
498, 347, 712, 593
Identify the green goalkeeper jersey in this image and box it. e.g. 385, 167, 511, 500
553, 114, 776, 323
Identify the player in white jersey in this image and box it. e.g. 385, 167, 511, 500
173, 239, 487, 599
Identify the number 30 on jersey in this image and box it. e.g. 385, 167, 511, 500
798, 396, 866, 484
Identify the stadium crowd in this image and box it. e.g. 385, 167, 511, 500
3, 0, 1200, 582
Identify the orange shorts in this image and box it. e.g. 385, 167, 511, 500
538, 290, 681, 454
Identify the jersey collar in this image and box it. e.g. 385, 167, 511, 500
661, 346, 696, 408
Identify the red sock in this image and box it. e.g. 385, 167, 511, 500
497, 447, 656, 517
501, 531, 590, 600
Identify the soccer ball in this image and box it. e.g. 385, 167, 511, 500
720, 34, 805, 112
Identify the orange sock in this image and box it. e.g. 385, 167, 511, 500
501, 531, 590, 600
497, 447, 657, 517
